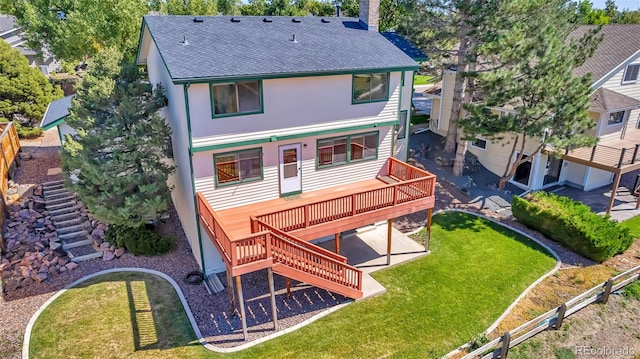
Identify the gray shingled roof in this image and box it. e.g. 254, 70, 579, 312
40, 95, 74, 130
141, 15, 419, 81
573, 25, 640, 82
590, 87, 640, 111
380, 32, 427, 61
0, 15, 17, 34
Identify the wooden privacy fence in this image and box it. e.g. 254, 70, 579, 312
0, 122, 20, 199
461, 265, 640, 359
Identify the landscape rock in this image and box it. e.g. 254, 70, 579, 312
102, 251, 115, 261
115, 248, 125, 258
65, 262, 78, 270
35, 272, 48, 283
100, 242, 111, 250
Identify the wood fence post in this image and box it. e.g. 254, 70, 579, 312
601, 279, 614, 304
500, 332, 511, 359
555, 304, 567, 329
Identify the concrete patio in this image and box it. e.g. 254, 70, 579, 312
314, 224, 429, 299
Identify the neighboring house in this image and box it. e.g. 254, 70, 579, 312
135, 0, 436, 325
39, 95, 76, 142
427, 25, 640, 212
0, 14, 59, 75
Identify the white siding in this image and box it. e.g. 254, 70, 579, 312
395, 71, 415, 161
188, 73, 402, 147
584, 168, 614, 191
562, 162, 588, 188
145, 39, 203, 270
601, 53, 640, 142
194, 127, 392, 210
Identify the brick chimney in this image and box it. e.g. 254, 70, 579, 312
359, 0, 379, 32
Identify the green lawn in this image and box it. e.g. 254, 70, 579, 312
29, 212, 556, 359
622, 215, 640, 239
414, 74, 435, 85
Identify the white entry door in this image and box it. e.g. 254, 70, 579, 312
279, 143, 302, 195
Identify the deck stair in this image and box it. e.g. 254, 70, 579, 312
42, 180, 103, 262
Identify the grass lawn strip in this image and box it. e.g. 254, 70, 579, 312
27, 212, 556, 359
413, 74, 435, 85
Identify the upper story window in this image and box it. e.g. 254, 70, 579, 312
622, 63, 639, 85
608, 111, 626, 125
317, 132, 378, 168
214, 148, 263, 186
352, 73, 389, 104
211, 81, 262, 117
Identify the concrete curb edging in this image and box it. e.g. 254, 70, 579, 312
22, 267, 353, 357
435, 209, 562, 358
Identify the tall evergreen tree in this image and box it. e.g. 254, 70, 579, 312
460, 0, 601, 189
61, 48, 175, 228
0, 40, 63, 126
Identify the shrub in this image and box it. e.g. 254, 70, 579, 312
512, 192, 633, 262
105, 224, 174, 256
0, 118, 43, 139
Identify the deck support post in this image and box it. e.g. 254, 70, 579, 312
225, 265, 236, 315
267, 268, 278, 331
334, 233, 341, 254
607, 171, 622, 215
386, 219, 392, 265
235, 275, 248, 340
425, 208, 433, 252
285, 277, 292, 298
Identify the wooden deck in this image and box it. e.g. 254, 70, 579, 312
196, 158, 436, 300
217, 178, 389, 239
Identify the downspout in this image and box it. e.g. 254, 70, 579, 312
184, 83, 206, 274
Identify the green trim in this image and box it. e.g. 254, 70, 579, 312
184, 84, 206, 273
136, 18, 175, 80
209, 80, 264, 119
192, 120, 399, 152
280, 190, 302, 197
316, 131, 379, 170
172, 66, 418, 84
135, 19, 146, 65
56, 126, 63, 144
352, 72, 391, 105
41, 116, 67, 131
213, 148, 264, 188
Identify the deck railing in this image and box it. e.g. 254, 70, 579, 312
255, 158, 436, 232
253, 217, 361, 291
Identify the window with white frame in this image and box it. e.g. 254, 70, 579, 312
470, 138, 487, 149
608, 111, 626, 125
622, 63, 640, 84
211, 81, 262, 116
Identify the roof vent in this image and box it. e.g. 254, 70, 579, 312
291, 34, 298, 43
231, 17, 241, 23
181, 36, 189, 45
193, 17, 203, 23
263, 17, 273, 23
321, 18, 330, 23
292, 18, 301, 23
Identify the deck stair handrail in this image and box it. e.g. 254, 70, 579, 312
255, 158, 436, 233
253, 217, 362, 294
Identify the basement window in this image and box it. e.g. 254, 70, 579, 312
470, 138, 487, 150
211, 81, 262, 117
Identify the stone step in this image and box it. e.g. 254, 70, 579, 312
42, 179, 64, 187
54, 217, 82, 227
50, 210, 81, 222
69, 251, 103, 263
45, 195, 76, 205
46, 201, 78, 211
44, 189, 72, 199
57, 223, 86, 234
58, 230, 89, 241
62, 237, 92, 249
42, 182, 65, 191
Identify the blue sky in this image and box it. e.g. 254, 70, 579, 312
591, 0, 640, 9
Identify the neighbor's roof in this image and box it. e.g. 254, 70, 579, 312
573, 25, 640, 82
590, 87, 640, 112
139, 15, 420, 81
40, 95, 74, 131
